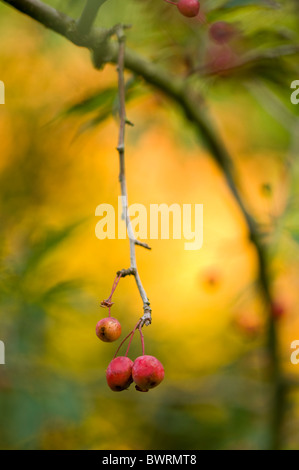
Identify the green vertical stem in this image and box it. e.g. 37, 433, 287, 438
77, 0, 108, 35
254, 236, 285, 450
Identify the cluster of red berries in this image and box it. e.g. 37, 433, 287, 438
106, 354, 164, 393
163, 0, 238, 74
163, 0, 236, 40
96, 274, 165, 392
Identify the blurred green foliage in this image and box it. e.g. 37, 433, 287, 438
0, 0, 299, 450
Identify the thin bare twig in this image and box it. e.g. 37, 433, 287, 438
116, 27, 152, 327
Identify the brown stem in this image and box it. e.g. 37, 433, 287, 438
100, 272, 122, 312
113, 329, 134, 359
107, 273, 122, 301
113, 320, 141, 358
139, 324, 145, 356
125, 323, 138, 357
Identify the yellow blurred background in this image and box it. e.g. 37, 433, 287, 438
0, 0, 299, 450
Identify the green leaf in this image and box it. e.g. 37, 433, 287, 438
21, 221, 82, 275
220, 0, 280, 10
73, 77, 146, 136
76, 109, 113, 135
290, 230, 299, 245
62, 76, 143, 121
63, 87, 118, 117
41, 279, 84, 304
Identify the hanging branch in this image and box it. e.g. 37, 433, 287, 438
115, 27, 152, 327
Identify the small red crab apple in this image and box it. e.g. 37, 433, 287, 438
96, 317, 121, 342
164, 0, 200, 18
132, 355, 165, 392
233, 311, 261, 338
106, 356, 134, 391
205, 44, 237, 75
271, 301, 286, 320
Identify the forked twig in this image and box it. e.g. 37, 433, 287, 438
116, 27, 152, 327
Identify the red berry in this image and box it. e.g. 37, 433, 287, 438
271, 301, 285, 320
106, 356, 133, 392
202, 268, 221, 289
233, 312, 261, 337
132, 355, 164, 392
205, 44, 237, 75
209, 21, 236, 44
96, 317, 121, 342
177, 0, 200, 17
135, 385, 149, 393
164, 0, 200, 18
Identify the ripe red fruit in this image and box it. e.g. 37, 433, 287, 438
209, 21, 236, 44
96, 317, 121, 342
233, 312, 261, 338
205, 44, 237, 75
271, 301, 285, 320
106, 356, 134, 391
202, 267, 221, 289
177, 0, 200, 17
132, 355, 165, 392
165, 0, 200, 18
